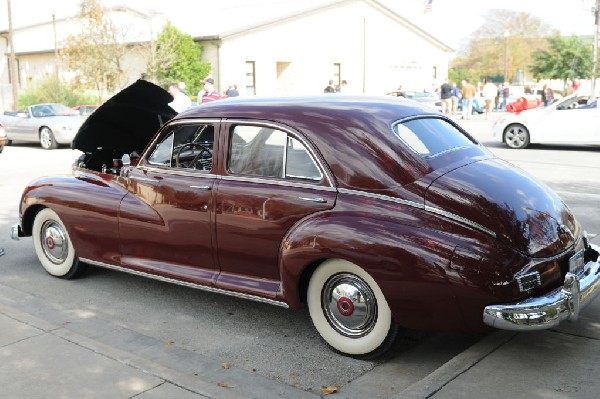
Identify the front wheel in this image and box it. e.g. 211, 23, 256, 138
307, 259, 398, 359
504, 124, 530, 149
32, 208, 83, 279
40, 126, 58, 150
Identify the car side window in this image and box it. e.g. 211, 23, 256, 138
228, 125, 322, 181
148, 124, 214, 171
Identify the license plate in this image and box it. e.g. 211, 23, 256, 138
569, 250, 585, 275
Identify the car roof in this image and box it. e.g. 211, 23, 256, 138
177, 95, 438, 190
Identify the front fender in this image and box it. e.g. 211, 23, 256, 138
20, 171, 127, 265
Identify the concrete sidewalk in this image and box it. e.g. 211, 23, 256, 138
0, 235, 598, 399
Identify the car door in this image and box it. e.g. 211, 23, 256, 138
541, 96, 598, 143
5, 110, 35, 140
215, 122, 337, 298
118, 121, 219, 285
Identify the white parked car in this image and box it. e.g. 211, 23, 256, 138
493, 94, 600, 149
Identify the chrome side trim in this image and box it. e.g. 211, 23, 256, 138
138, 167, 218, 180
337, 188, 497, 238
220, 175, 337, 192
483, 243, 600, 331
81, 258, 289, 309
337, 188, 424, 209
425, 205, 497, 238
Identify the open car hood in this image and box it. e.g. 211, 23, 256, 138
72, 80, 177, 155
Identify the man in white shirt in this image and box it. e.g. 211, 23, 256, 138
168, 83, 192, 113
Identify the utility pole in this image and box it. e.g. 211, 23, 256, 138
591, 0, 600, 100
7, 0, 19, 110
52, 14, 59, 78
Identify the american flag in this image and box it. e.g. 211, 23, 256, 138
423, 0, 433, 13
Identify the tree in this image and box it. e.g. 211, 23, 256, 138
18, 74, 97, 108
62, 0, 128, 99
451, 9, 556, 83
530, 35, 593, 82
149, 21, 211, 97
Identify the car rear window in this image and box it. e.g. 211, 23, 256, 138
393, 118, 475, 157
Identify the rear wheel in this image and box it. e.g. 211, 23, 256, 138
32, 208, 83, 279
40, 126, 58, 150
307, 259, 398, 359
504, 124, 530, 149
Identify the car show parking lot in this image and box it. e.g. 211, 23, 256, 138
0, 111, 599, 398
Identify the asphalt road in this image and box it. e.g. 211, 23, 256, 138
0, 113, 598, 397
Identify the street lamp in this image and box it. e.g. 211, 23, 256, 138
503, 30, 509, 84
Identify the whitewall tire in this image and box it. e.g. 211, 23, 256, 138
307, 259, 398, 358
32, 208, 82, 279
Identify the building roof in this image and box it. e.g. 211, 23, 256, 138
193, 0, 453, 52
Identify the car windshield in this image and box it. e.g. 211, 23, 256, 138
31, 104, 78, 117
394, 117, 476, 157
554, 95, 590, 110
403, 91, 435, 100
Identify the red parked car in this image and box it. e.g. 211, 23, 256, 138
11, 80, 600, 358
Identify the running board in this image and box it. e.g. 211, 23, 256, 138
81, 258, 290, 309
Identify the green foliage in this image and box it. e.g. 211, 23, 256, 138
62, 0, 127, 93
151, 21, 211, 96
530, 35, 593, 81
448, 68, 477, 86
18, 75, 97, 108
451, 9, 555, 83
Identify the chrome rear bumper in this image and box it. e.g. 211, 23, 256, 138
484, 243, 600, 331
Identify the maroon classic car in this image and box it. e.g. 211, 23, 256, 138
11, 80, 600, 358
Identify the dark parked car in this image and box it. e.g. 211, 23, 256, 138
12, 80, 600, 358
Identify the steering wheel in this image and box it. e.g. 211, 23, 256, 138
175, 143, 212, 169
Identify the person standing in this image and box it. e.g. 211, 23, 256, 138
324, 80, 336, 93
460, 80, 476, 120
167, 83, 192, 113
541, 84, 554, 107
482, 79, 498, 120
225, 84, 240, 97
440, 79, 453, 115
501, 82, 510, 112
200, 78, 223, 104
451, 82, 460, 115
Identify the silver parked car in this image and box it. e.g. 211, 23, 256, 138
0, 103, 85, 149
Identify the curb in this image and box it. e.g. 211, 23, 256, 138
393, 331, 517, 399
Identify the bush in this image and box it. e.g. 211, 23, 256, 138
18, 75, 99, 108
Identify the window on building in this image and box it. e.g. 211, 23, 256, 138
333, 63, 341, 86
246, 61, 256, 96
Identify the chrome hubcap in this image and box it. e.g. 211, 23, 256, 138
322, 273, 377, 337
40, 221, 68, 264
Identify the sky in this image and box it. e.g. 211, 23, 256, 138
0, 0, 596, 51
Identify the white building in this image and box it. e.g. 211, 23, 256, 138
0, 4, 154, 112
196, 0, 453, 96
0, 0, 452, 112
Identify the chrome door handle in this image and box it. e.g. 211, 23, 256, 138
299, 197, 327, 203
190, 185, 212, 190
